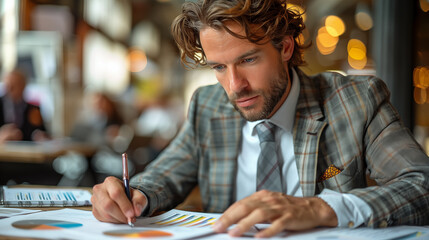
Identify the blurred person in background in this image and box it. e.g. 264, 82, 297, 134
0, 69, 49, 143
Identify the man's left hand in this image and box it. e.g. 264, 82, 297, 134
212, 190, 338, 238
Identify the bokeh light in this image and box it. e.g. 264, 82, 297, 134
128, 48, 148, 73
413, 66, 429, 104
316, 26, 338, 55
420, 0, 429, 12
420, 67, 429, 88
426, 88, 429, 104
348, 55, 367, 70
355, 11, 373, 31
347, 39, 367, 69
414, 87, 427, 104
325, 15, 345, 37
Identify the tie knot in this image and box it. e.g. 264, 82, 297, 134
255, 122, 276, 143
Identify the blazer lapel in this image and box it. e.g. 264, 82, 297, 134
207, 100, 244, 212
293, 69, 327, 197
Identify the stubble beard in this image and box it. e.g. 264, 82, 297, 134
229, 65, 289, 122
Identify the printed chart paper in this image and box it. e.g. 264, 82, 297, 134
0, 208, 427, 239
0, 208, 220, 240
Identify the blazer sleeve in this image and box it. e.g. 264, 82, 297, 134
349, 77, 429, 227
130, 88, 202, 216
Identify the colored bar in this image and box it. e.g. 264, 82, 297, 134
153, 214, 180, 224
164, 215, 195, 226
179, 216, 204, 226
157, 215, 188, 225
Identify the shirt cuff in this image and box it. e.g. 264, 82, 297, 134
318, 189, 372, 228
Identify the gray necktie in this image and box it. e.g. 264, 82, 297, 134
256, 122, 283, 192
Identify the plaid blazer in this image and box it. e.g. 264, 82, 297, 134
131, 68, 429, 228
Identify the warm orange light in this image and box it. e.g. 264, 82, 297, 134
413, 66, 429, 104
317, 32, 338, 48
420, 0, 429, 12
316, 26, 338, 55
316, 36, 336, 55
348, 48, 366, 60
347, 39, 366, 54
414, 67, 429, 89
426, 88, 429, 104
325, 15, 345, 37
347, 39, 367, 62
414, 87, 427, 104
420, 67, 429, 88
316, 27, 338, 55
128, 48, 147, 72
348, 55, 367, 70
413, 67, 421, 87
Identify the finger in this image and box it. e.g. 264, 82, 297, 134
213, 198, 256, 233
131, 188, 148, 217
228, 208, 269, 237
91, 182, 126, 223
104, 177, 135, 221
92, 201, 122, 224
255, 217, 289, 238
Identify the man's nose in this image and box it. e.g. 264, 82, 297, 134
229, 67, 248, 93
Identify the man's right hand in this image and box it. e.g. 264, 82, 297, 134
91, 176, 147, 224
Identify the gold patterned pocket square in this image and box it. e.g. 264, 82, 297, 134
318, 164, 342, 182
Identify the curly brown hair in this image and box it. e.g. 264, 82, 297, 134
171, 0, 306, 69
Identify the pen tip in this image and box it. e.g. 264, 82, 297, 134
128, 221, 134, 228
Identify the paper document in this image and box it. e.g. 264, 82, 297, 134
0, 208, 41, 219
0, 208, 427, 239
0, 208, 219, 240
200, 225, 429, 240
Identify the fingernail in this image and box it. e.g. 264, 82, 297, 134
126, 209, 134, 218
212, 221, 224, 232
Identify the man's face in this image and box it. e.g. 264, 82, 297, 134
199, 23, 290, 121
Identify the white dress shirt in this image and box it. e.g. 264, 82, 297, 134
236, 69, 373, 228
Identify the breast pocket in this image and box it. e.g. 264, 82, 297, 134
317, 158, 366, 193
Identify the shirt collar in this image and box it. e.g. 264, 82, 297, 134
248, 68, 301, 133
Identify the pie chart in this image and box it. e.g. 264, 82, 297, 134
104, 229, 173, 238
12, 219, 83, 230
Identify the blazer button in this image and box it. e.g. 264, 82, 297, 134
379, 220, 388, 228
348, 221, 354, 228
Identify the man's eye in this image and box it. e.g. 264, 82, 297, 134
242, 58, 255, 63
212, 65, 225, 71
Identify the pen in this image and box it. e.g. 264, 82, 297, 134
122, 153, 134, 227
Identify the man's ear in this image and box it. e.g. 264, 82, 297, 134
281, 35, 294, 62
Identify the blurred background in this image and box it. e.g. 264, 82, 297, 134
0, 0, 428, 187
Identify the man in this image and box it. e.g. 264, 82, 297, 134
0, 70, 48, 143
91, 0, 429, 238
